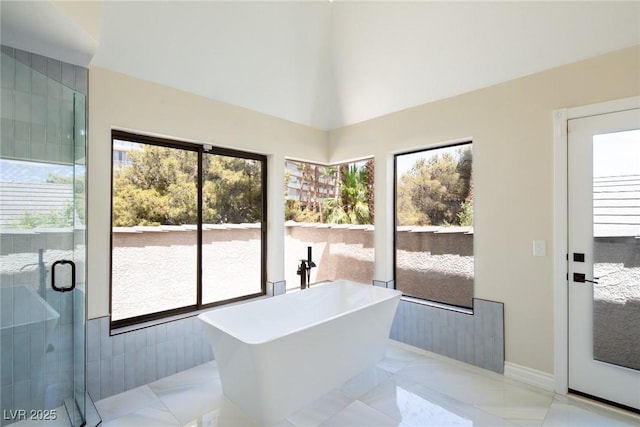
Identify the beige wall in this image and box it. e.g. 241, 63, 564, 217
88, 66, 327, 319
88, 46, 639, 377
329, 45, 640, 375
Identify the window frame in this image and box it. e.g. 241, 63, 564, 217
393, 141, 474, 309
109, 130, 267, 329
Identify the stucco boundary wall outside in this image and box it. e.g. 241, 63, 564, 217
111, 222, 474, 288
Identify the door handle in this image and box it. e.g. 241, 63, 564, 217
51, 260, 76, 292
573, 273, 599, 284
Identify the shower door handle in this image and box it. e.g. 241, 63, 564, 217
51, 260, 76, 292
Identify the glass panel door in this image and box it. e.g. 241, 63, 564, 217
0, 51, 86, 426
591, 129, 640, 371
568, 108, 640, 411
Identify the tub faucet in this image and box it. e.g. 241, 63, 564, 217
19, 249, 48, 298
297, 246, 316, 289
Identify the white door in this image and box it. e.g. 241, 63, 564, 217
568, 107, 640, 411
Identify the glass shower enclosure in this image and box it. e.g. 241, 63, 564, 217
0, 49, 87, 426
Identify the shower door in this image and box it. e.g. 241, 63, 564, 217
0, 50, 87, 426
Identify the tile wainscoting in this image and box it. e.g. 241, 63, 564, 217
376, 278, 504, 373
390, 297, 504, 373
89, 280, 504, 401
86, 316, 214, 402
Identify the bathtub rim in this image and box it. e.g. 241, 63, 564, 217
0, 284, 60, 331
198, 280, 401, 345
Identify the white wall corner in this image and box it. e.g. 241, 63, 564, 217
504, 362, 555, 392
373, 152, 395, 281
267, 153, 285, 282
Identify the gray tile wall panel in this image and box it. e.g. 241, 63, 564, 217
112, 353, 125, 396
86, 315, 215, 401
87, 289, 503, 402
266, 280, 286, 296
390, 298, 504, 374
1, 44, 88, 172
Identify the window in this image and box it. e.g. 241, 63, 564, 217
394, 142, 474, 308
284, 159, 375, 289
110, 131, 266, 327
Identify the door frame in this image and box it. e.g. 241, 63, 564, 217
552, 96, 640, 395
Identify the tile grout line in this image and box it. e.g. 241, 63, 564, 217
148, 384, 182, 427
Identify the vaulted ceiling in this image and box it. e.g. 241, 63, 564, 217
2, 1, 639, 130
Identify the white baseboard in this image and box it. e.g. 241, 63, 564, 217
504, 362, 555, 392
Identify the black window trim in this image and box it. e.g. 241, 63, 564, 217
109, 130, 267, 330
393, 140, 473, 310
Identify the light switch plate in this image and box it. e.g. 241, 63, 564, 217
533, 240, 547, 257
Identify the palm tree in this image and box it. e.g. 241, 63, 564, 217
311, 164, 320, 213
319, 166, 337, 222
296, 162, 311, 210
364, 159, 374, 224
323, 164, 370, 224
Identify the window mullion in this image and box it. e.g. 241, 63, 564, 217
197, 149, 203, 309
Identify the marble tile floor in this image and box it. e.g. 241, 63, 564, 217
93, 341, 640, 427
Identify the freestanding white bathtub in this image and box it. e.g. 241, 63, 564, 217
0, 285, 59, 336
198, 280, 401, 426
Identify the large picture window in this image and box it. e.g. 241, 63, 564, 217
284, 158, 375, 288
110, 131, 266, 328
394, 142, 474, 308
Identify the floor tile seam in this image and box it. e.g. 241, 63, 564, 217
537, 393, 556, 426
146, 382, 183, 426
392, 373, 502, 423
470, 399, 552, 422
376, 362, 398, 375
94, 384, 155, 423
396, 360, 555, 407
342, 361, 546, 425
354, 395, 405, 425
382, 370, 432, 397
401, 349, 547, 396
333, 399, 399, 427
392, 359, 503, 386
389, 340, 506, 380
285, 394, 354, 427
561, 393, 640, 424
500, 375, 556, 397
467, 403, 512, 424
420, 380, 550, 425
